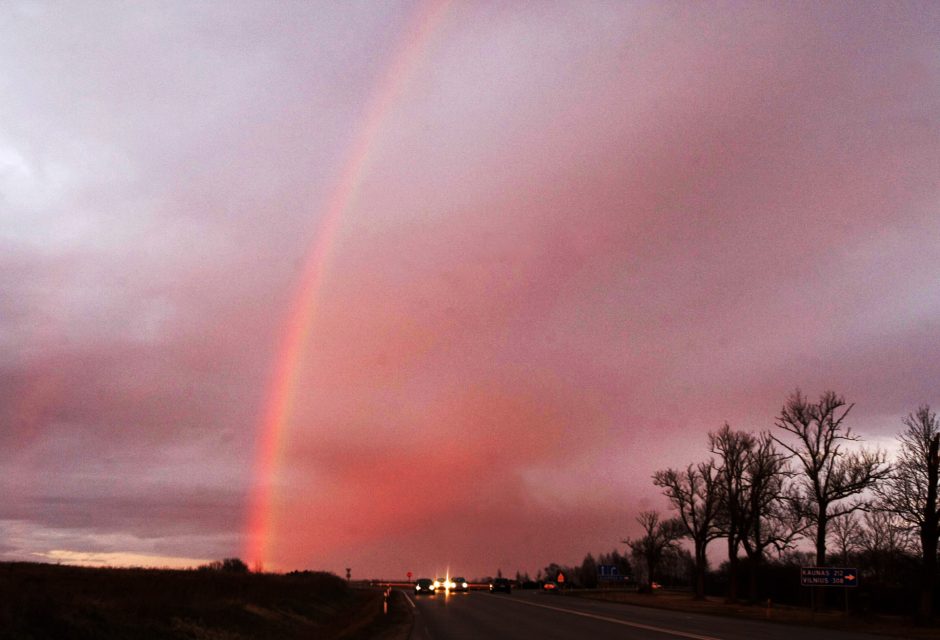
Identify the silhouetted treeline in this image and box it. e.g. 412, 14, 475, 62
197, 557, 249, 573
535, 391, 939, 625
506, 549, 635, 589
643, 390, 938, 623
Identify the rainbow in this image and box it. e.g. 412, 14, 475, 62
244, 0, 450, 570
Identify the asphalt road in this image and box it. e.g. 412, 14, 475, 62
403, 590, 904, 640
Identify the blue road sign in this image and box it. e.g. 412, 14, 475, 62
800, 567, 858, 587
597, 565, 625, 581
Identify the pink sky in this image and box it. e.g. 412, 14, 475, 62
1, 1, 938, 578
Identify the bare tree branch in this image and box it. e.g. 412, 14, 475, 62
771, 390, 888, 568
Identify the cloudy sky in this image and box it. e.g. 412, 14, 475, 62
1, 1, 938, 578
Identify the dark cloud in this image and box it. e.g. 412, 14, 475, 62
0, 487, 242, 540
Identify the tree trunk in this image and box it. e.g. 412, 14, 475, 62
726, 537, 739, 603
746, 516, 762, 604
694, 544, 706, 599
918, 435, 939, 624
920, 531, 937, 624
747, 553, 761, 604
815, 511, 828, 565
813, 510, 828, 612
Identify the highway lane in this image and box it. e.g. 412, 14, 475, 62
404, 590, 904, 640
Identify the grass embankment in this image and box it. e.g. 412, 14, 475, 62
570, 589, 939, 639
0, 562, 394, 640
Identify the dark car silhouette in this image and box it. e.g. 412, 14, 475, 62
489, 578, 511, 593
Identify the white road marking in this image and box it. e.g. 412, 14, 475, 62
402, 590, 417, 609
502, 597, 724, 640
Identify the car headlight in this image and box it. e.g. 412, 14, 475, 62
462, 582, 468, 588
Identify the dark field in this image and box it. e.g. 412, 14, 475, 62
0, 562, 388, 640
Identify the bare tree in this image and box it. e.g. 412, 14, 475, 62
857, 510, 917, 589
709, 423, 754, 602
772, 390, 887, 566
876, 406, 940, 623
739, 432, 806, 602
653, 460, 721, 599
624, 511, 684, 591
828, 512, 862, 566
858, 510, 916, 557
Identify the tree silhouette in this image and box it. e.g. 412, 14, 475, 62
773, 390, 887, 611
625, 511, 683, 591
739, 431, 805, 602
773, 390, 887, 566
580, 553, 598, 588
709, 423, 754, 602
654, 460, 721, 599
200, 557, 249, 573
876, 405, 940, 623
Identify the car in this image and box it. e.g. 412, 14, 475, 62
433, 577, 453, 591
451, 576, 469, 592
414, 578, 435, 594
542, 581, 558, 592
489, 577, 511, 593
